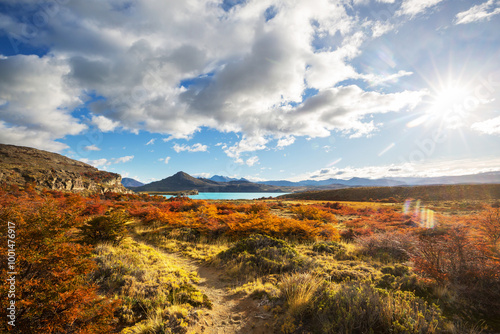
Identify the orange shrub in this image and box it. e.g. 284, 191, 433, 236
0, 189, 119, 333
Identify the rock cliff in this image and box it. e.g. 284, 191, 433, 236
0, 144, 131, 194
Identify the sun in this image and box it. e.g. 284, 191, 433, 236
420, 80, 475, 128
407, 81, 472, 128
429, 84, 469, 115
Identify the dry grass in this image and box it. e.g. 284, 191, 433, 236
278, 272, 324, 316
92, 238, 210, 331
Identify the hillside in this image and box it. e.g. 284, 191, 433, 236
135, 171, 293, 193
280, 183, 500, 202
0, 144, 131, 194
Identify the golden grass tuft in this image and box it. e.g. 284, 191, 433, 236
279, 272, 324, 316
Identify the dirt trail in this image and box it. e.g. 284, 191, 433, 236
152, 250, 273, 334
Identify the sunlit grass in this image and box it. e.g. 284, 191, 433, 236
92, 238, 211, 331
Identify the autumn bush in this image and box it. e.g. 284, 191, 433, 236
357, 230, 417, 262
129, 200, 341, 242
292, 204, 337, 224
0, 189, 119, 333
411, 224, 500, 321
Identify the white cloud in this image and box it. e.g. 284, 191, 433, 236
277, 136, 296, 149
114, 155, 134, 164
0, 0, 427, 158
0, 55, 85, 152
91, 115, 120, 132
192, 172, 210, 178
397, 0, 444, 17
224, 135, 268, 161
371, 21, 395, 38
173, 143, 208, 153
80, 158, 110, 168
362, 70, 414, 86
290, 157, 500, 182
455, 0, 500, 25
84, 144, 101, 151
81, 155, 134, 168
159, 156, 171, 164
246, 156, 259, 166
471, 116, 500, 135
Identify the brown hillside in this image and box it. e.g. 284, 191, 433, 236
0, 144, 131, 194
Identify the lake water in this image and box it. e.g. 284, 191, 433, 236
162, 192, 289, 200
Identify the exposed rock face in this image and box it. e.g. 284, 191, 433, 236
0, 144, 132, 194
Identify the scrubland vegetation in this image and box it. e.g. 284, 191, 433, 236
1, 184, 499, 333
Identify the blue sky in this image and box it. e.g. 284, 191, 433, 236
1, 0, 500, 183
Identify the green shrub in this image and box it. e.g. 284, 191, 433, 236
217, 234, 308, 276
381, 264, 411, 277
78, 211, 128, 245
310, 282, 445, 334
312, 241, 346, 256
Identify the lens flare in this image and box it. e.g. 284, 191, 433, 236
405, 198, 435, 228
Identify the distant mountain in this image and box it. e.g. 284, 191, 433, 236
388, 172, 500, 186
0, 144, 131, 194
122, 178, 145, 188
260, 177, 406, 187
134, 170, 500, 194
261, 172, 500, 188
134, 171, 291, 193
208, 175, 249, 183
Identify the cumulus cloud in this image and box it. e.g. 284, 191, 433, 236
0, 0, 426, 159
397, 0, 444, 17
246, 156, 259, 166
91, 115, 120, 132
276, 136, 296, 149
0, 55, 85, 152
455, 0, 500, 25
80, 155, 134, 168
471, 116, 500, 135
84, 145, 101, 151
173, 143, 208, 153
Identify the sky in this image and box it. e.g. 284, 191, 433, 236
1, 0, 500, 183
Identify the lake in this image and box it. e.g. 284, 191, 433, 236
162, 192, 289, 200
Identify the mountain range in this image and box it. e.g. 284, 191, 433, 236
133, 172, 295, 193
256, 172, 500, 187
124, 171, 500, 192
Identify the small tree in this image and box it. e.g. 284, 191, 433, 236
79, 211, 128, 245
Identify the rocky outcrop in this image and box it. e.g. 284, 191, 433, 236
0, 144, 132, 194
